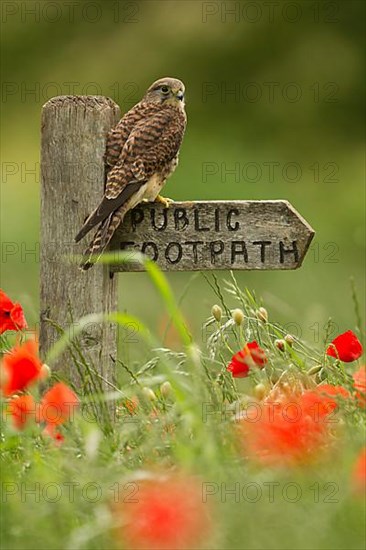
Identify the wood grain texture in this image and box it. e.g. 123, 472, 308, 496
40, 95, 120, 386
110, 200, 315, 272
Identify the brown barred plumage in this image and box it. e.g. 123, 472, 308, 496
75, 77, 187, 270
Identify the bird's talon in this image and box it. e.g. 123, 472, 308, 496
155, 195, 174, 208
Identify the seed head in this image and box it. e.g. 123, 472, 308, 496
256, 307, 268, 323
142, 387, 157, 401
284, 334, 294, 346
160, 381, 173, 399
211, 304, 222, 322
254, 383, 266, 401
232, 308, 245, 325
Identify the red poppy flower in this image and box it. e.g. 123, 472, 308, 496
40, 382, 79, 425
240, 389, 338, 465
326, 330, 363, 362
8, 395, 36, 429
1, 340, 43, 396
227, 341, 267, 378
352, 448, 366, 495
300, 385, 350, 418
43, 423, 65, 445
315, 384, 350, 399
113, 474, 212, 550
353, 366, 366, 408
0, 290, 27, 334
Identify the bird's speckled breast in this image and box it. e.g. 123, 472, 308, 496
143, 174, 165, 201
143, 155, 179, 201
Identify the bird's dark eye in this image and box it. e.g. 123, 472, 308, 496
161, 86, 169, 94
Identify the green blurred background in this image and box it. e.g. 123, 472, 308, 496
1, 0, 365, 348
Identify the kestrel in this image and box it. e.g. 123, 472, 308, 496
75, 77, 187, 270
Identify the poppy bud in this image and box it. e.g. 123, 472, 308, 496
232, 308, 245, 325
307, 364, 322, 376
284, 334, 294, 346
211, 304, 222, 322
254, 383, 266, 400
160, 381, 173, 399
256, 307, 268, 323
40, 363, 51, 379
275, 339, 286, 352
142, 387, 157, 401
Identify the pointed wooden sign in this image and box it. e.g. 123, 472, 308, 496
110, 200, 315, 271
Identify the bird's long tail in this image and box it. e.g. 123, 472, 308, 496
80, 204, 129, 270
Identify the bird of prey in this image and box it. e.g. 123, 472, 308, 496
75, 77, 187, 270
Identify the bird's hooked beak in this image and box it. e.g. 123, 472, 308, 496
174, 89, 185, 101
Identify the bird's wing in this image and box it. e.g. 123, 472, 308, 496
75, 107, 184, 243
74, 179, 144, 242
104, 101, 160, 170
104, 101, 170, 173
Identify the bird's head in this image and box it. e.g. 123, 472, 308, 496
144, 77, 185, 107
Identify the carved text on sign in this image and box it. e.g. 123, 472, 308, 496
110, 201, 314, 272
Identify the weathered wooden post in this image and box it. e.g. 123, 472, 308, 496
40, 96, 120, 386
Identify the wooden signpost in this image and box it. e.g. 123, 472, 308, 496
110, 200, 314, 272
40, 96, 315, 386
